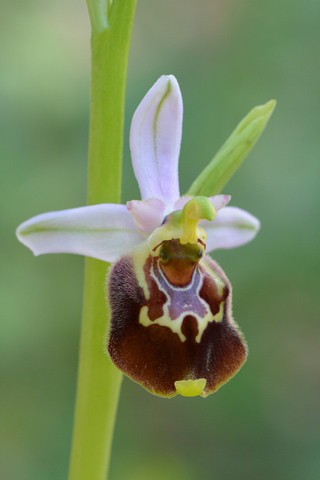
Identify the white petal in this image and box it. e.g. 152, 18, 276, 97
130, 75, 182, 210
173, 196, 192, 210
202, 206, 260, 252
208, 195, 231, 211
126, 198, 166, 232
16, 204, 147, 263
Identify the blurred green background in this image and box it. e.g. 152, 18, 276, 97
1, 0, 320, 479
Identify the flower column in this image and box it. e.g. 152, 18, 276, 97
69, 2, 137, 480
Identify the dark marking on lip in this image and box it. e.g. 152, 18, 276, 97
199, 267, 228, 317
143, 256, 167, 321
152, 241, 164, 252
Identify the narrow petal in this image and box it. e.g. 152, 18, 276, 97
173, 196, 192, 210
130, 75, 182, 209
174, 194, 231, 213
208, 194, 231, 211
16, 204, 147, 263
126, 198, 166, 232
202, 207, 260, 252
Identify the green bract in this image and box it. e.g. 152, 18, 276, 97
188, 99, 276, 197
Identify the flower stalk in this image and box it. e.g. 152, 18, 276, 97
68, 2, 137, 479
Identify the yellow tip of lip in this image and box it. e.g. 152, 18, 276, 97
175, 378, 207, 397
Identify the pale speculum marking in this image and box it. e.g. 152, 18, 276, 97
139, 258, 225, 343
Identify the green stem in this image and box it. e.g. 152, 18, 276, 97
68, 2, 137, 480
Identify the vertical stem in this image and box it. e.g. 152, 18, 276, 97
68, 2, 137, 480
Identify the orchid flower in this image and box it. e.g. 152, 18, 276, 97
17, 75, 268, 398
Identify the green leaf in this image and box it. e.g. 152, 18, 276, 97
186, 99, 276, 197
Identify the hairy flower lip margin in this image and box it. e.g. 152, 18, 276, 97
16, 74, 261, 263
